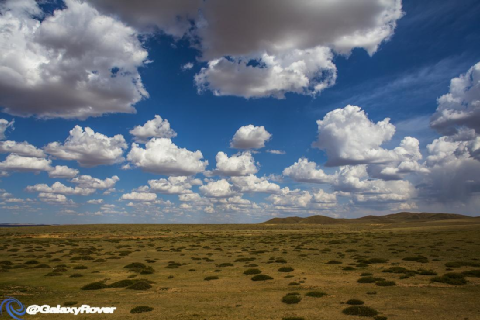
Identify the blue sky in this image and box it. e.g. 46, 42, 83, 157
0, 0, 479, 223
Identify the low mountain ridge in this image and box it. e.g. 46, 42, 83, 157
263, 212, 472, 224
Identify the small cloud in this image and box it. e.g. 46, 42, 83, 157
181, 62, 194, 71
267, 149, 285, 155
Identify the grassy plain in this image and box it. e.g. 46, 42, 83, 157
1, 219, 480, 320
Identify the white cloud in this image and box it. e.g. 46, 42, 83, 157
230, 175, 281, 194
193, 0, 402, 98
230, 125, 271, 149
266, 150, 285, 155
45, 126, 127, 167
87, 199, 103, 204
211, 151, 257, 176
148, 176, 202, 194
0, 140, 45, 157
26, 182, 95, 196
0, 119, 14, 140
199, 179, 237, 198
430, 62, 480, 135
313, 105, 397, 166
267, 188, 336, 209
195, 47, 337, 98
48, 165, 79, 179
0, 0, 148, 119
120, 191, 157, 202
127, 138, 208, 176
0, 154, 51, 172
71, 175, 119, 189
130, 115, 177, 143
283, 158, 336, 184
38, 192, 72, 204
182, 62, 194, 71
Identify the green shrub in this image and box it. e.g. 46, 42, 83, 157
73, 265, 88, 270
251, 274, 273, 281
326, 260, 342, 264
461, 269, 480, 277
204, 276, 219, 281
108, 280, 134, 288
431, 273, 467, 285
357, 276, 384, 283
278, 267, 294, 272
130, 306, 153, 314
81, 282, 107, 290
282, 294, 302, 304
244, 268, 261, 275
346, 299, 364, 305
343, 267, 356, 271
25, 260, 39, 265
305, 291, 327, 298
126, 281, 152, 290
124, 262, 147, 269
445, 261, 480, 268
417, 269, 437, 275
70, 273, 83, 278
342, 306, 378, 317
217, 263, 233, 267
402, 256, 429, 263
34, 264, 50, 268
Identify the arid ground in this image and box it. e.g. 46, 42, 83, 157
1, 217, 480, 320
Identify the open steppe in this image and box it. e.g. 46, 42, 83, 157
1, 215, 480, 320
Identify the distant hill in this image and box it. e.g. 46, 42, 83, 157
263, 212, 471, 224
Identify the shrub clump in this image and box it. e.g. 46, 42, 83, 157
375, 280, 396, 286
431, 273, 467, 285
244, 268, 261, 275
402, 256, 429, 263
326, 260, 342, 264
81, 282, 107, 290
357, 276, 384, 283
342, 306, 378, 317
461, 270, 480, 277
306, 291, 327, 298
346, 299, 364, 305
282, 293, 302, 304
204, 276, 219, 281
130, 306, 153, 314
278, 267, 294, 272
251, 274, 273, 281
126, 281, 152, 290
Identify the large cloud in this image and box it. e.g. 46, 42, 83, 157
148, 176, 202, 194
430, 62, 480, 135
0, 140, 45, 157
45, 126, 127, 167
71, 175, 119, 189
199, 179, 237, 198
230, 175, 281, 194
313, 105, 397, 166
120, 191, 157, 202
127, 138, 208, 176
0, 154, 51, 172
283, 158, 336, 184
48, 165, 79, 179
0, 0, 148, 119
230, 125, 271, 149
130, 115, 177, 143
26, 182, 95, 196
211, 151, 258, 176
194, 0, 403, 98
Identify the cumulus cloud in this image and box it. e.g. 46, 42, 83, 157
120, 191, 157, 202
45, 126, 127, 167
130, 115, 177, 143
211, 151, 258, 176
267, 188, 336, 210
0, 140, 45, 157
313, 105, 397, 166
195, 47, 337, 98
26, 182, 95, 196
0, 154, 51, 172
230, 125, 271, 149
430, 62, 480, 135
127, 138, 208, 176
38, 192, 72, 204
193, 0, 402, 98
48, 165, 79, 179
0, 0, 149, 119
71, 175, 119, 189
230, 175, 281, 194
87, 199, 104, 204
283, 158, 336, 184
199, 179, 237, 198
0, 119, 14, 140
148, 176, 202, 194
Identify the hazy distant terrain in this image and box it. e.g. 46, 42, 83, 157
1, 215, 480, 319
